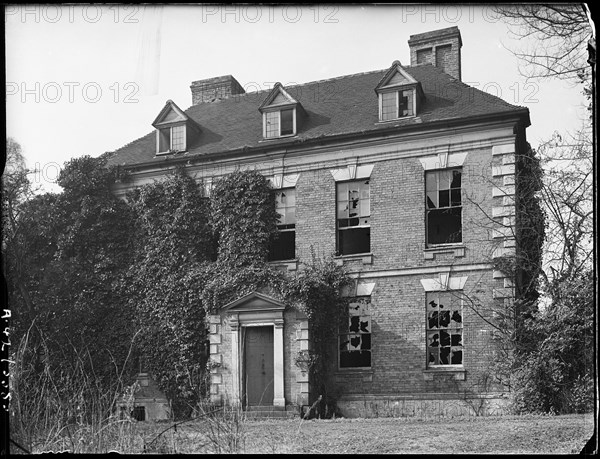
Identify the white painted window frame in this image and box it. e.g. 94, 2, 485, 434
262, 107, 297, 139
156, 123, 187, 155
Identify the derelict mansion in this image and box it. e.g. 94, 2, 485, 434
108, 27, 531, 417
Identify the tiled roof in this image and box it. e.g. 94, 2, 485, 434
106, 64, 529, 167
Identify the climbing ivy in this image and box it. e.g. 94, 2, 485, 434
126, 168, 214, 418
283, 251, 352, 417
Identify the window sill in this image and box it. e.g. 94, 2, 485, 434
268, 259, 298, 271
259, 134, 298, 142
376, 114, 417, 124
334, 253, 373, 266
424, 245, 465, 260
156, 149, 186, 156
423, 367, 466, 381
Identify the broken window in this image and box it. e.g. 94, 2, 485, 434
425, 168, 462, 245
269, 188, 296, 261
337, 180, 370, 255
381, 90, 414, 121
339, 297, 371, 368
426, 292, 463, 367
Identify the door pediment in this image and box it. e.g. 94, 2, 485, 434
222, 292, 286, 314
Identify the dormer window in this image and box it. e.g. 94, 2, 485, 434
259, 83, 305, 140
375, 60, 424, 123
381, 90, 414, 121
152, 99, 200, 155
265, 108, 295, 138
158, 124, 186, 153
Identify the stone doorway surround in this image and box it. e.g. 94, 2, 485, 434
211, 292, 286, 408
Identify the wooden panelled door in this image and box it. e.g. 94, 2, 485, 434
242, 326, 274, 407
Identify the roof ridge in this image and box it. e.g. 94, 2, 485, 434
182, 67, 389, 111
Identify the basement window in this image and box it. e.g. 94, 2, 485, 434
380, 89, 414, 121
131, 406, 146, 421
269, 188, 296, 261
426, 292, 463, 367
337, 179, 370, 255
157, 124, 186, 153
426, 168, 462, 245
339, 297, 371, 368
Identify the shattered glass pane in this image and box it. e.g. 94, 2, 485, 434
451, 333, 462, 346
438, 311, 450, 327
451, 310, 462, 324
348, 335, 361, 350
426, 191, 438, 209
439, 347, 451, 364
349, 316, 360, 333
428, 311, 438, 329
451, 350, 462, 364
428, 332, 440, 347
359, 318, 370, 333
439, 330, 450, 346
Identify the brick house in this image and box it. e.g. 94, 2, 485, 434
107, 26, 532, 417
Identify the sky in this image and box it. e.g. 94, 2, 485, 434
5, 4, 592, 193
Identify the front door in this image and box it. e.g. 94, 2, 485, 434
243, 326, 274, 407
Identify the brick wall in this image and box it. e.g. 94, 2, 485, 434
409, 27, 462, 80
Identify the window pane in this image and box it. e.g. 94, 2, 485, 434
438, 170, 452, 190
451, 189, 461, 206
439, 189, 450, 208
339, 227, 370, 255
171, 125, 185, 151
451, 170, 462, 188
399, 91, 413, 116
426, 191, 438, 209
280, 109, 294, 135
426, 169, 462, 246
381, 92, 397, 121
269, 229, 295, 261
427, 207, 462, 244
340, 297, 371, 368
265, 112, 279, 138
159, 128, 170, 152
425, 172, 437, 192
402, 90, 414, 116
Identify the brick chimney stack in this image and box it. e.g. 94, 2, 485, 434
190, 75, 245, 104
408, 26, 462, 81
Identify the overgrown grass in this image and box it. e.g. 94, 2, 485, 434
9, 324, 145, 454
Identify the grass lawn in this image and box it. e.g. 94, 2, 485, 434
151, 413, 595, 454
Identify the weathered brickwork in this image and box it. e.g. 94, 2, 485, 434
109, 26, 530, 417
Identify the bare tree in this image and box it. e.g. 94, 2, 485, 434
492, 4, 593, 85
537, 127, 593, 283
